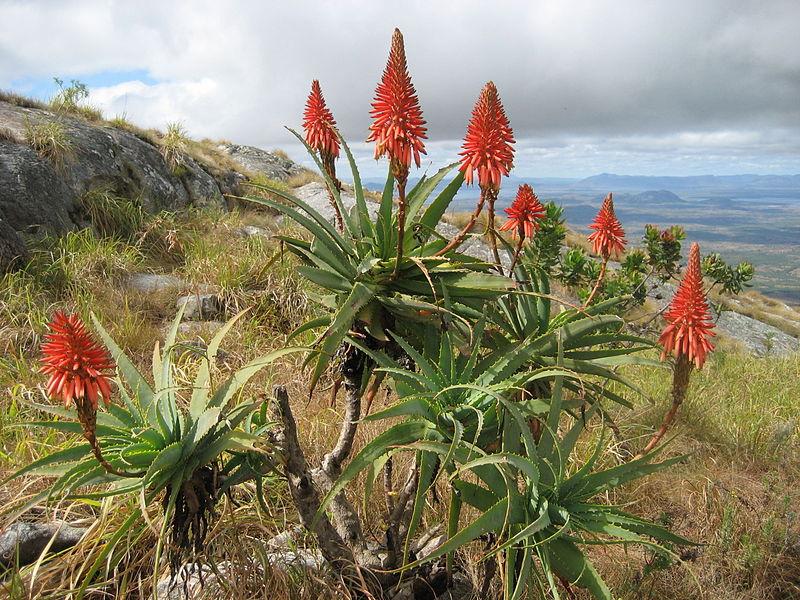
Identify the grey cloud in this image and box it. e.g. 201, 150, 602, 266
0, 0, 798, 177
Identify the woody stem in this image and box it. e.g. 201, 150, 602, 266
323, 156, 344, 232
585, 256, 609, 306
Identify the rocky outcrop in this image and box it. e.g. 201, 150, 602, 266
217, 143, 303, 180
0, 521, 88, 569
0, 101, 233, 237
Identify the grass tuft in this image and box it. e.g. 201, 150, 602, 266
78, 187, 145, 241
159, 122, 189, 173
23, 117, 73, 169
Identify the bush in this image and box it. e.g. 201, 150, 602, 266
50, 78, 102, 121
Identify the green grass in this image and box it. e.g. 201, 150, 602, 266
77, 187, 145, 241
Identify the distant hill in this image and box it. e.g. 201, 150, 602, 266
574, 173, 800, 193
625, 190, 684, 204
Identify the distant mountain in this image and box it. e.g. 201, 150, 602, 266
624, 190, 684, 204
574, 173, 800, 192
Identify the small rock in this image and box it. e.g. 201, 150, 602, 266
217, 144, 303, 181
235, 225, 269, 238
127, 273, 187, 294
0, 521, 88, 568
416, 534, 447, 561
293, 182, 377, 225
266, 548, 324, 571
176, 294, 224, 321
177, 321, 226, 337
769, 419, 796, 449
266, 527, 303, 549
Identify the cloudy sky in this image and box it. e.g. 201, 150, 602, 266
1, 0, 799, 178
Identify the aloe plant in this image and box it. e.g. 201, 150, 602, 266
6, 309, 301, 591
317, 320, 692, 599
241, 129, 512, 390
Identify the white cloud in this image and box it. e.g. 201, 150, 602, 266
1, 0, 798, 177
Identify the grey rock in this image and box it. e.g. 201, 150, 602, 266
177, 321, 226, 337
416, 533, 447, 561
126, 273, 187, 294
217, 143, 302, 180
293, 181, 377, 224
768, 419, 796, 449
0, 218, 27, 272
234, 224, 269, 238
0, 100, 232, 245
176, 293, 224, 321
0, 521, 88, 568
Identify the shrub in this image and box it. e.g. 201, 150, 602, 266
50, 77, 103, 121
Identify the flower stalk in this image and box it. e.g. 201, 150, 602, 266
585, 193, 626, 305
40, 312, 141, 477
438, 82, 515, 257
303, 79, 344, 230
367, 28, 427, 277
639, 242, 715, 456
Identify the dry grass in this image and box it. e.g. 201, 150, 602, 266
286, 169, 323, 188
0, 127, 22, 144
0, 89, 48, 110
564, 227, 595, 254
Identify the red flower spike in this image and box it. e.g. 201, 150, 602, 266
500, 184, 546, 240
458, 82, 516, 191
659, 243, 716, 369
588, 193, 626, 259
367, 28, 427, 175
40, 312, 115, 410
303, 80, 340, 159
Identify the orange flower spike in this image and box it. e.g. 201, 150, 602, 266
458, 82, 516, 191
303, 79, 340, 160
588, 193, 626, 259
367, 28, 427, 179
40, 312, 115, 410
500, 184, 546, 240
659, 243, 716, 369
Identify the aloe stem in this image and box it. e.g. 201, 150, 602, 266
487, 193, 504, 275
76, 399, 143, 478
322, 153, 344, 232
584, 256, 609, 306
393, 179, 407, 279
435, 186, 490, 256
509, 234, 525, 273
637, 353, 692, 458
